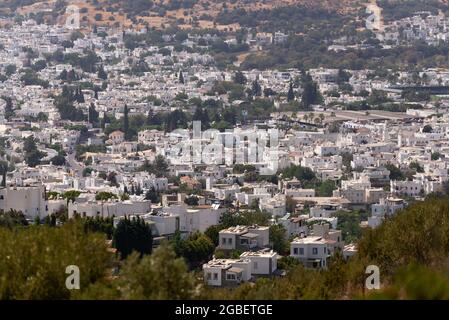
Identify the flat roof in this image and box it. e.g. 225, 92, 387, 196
228, 267, 244, 274
240, 250, 277, 258
293, 197, 350, 205
292, 236, 326, 244
241, 233, 259, 239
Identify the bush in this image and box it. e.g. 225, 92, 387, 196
0, 222, 112, 299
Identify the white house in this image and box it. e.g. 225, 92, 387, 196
390, 180, 422, 197
240, 249, 278, 276
203, 258, 252, 286
68, 198, 151, 218
290, 236, 330, 269
218, 225, 270, 251
0, 183, 48, 218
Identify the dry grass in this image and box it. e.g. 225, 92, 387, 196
10, 0, 364, 31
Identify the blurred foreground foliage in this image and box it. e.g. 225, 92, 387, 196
2, 199, 449, 299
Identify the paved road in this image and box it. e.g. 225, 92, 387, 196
66, 152, 84, 178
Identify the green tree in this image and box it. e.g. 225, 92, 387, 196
144, 187, 161, 204
386, 164, 405, 181
88, 103, 99, 125
277, 256, 300, 271
280, 165, 316, 182
62, 190, 81, 205
431, 152, 442, 161
233, 71, 247, 85
287, 81, 295, 102
113, 217, 153, 259
141, 155, 169, 178
50, 155, 66, 166
123, 104, 129, 139
409, 161, 424, 173
95, 192, 118, 201
0, 209, 29, 228
173, 232, 215, 266
269, 224, 289, 255
112, 243, 198, 299
179, 70, 184, 84
316, 180, 337, 197
204, 225, 222, 247
0, 160, 8, 187
334, 210, 366, 244
286, 196, 298, 214
1, 96, 14, 120
0, 221, 112, 299
251, 79, 262, 97
184, 195, 199, 206
301, 72, 322, 109
81, 216, 114, 240
23, 136, 45, 167
97, 65, 107, 80
422, 125, 433, 133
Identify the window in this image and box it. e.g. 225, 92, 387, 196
324, 247, 327, 253
213, 273, 218, 280
293, 248, 298, 255
254, 262, 258, 270
227, 274, 236, 281
222, 238, 226, 245
228, 238, 232, 245
207, 273, 211, 280
299, 248, 304, 255
312, 247, 318, 255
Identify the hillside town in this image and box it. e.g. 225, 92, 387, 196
2, 6, 449, 291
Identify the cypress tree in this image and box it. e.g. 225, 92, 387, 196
123, 104, 129, 138
179, 70, 184, 84
287, 81, 295, 102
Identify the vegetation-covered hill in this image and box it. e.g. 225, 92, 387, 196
3, 1, 449, 31
1, 0, 364, 30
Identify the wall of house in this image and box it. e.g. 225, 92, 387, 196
218, 233, 237, 250
248, 256, 272, 275
203, 267, 223, 286
0, 185, 47, 218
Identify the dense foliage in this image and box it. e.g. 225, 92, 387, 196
113, 217, 153, 259
1, 198, 449, 299
0, 222, 111, 299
